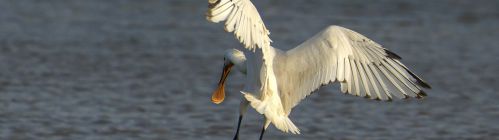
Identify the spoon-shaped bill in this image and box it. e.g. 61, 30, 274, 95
211, 62, 234, 104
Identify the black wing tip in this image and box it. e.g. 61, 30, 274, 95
373, 97, 392, 102
417, 80, 432, 89
405, 69, 432, 89
208, 0, 221, 8
416, 90, 427, 99
402, 95, 410, 100
409, 71, 432, 89
364, 94, 371, 99
384, 49, 402, 60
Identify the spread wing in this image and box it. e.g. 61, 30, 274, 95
274, 25, 431, 113
206, 0, 271, 51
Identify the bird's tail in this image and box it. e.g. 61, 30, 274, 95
242, 91, 300, 134
267, 113, 300, 134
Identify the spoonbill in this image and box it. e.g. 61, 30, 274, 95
206, 0, 431, 139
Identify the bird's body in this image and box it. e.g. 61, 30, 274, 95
239, 47, 301, 134
206, 0, 431, 139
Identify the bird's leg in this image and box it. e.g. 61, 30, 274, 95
233, 115, 243, 140
258, 117, 271, 140
258, 116, 270, 140
234, 100, 249, 140
258, 124, 266, 140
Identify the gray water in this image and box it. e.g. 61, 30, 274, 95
0, 0, 498, 139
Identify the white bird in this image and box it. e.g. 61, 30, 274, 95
206, 0, 431, 140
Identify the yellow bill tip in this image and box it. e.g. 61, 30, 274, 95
211, 85, 225, 104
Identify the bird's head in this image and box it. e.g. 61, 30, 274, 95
211, 49, 246, 104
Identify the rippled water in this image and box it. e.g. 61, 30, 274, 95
0, 0, 498, 139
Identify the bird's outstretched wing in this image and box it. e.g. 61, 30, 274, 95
274, 25, 431, 113
206, 0, 271, 51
